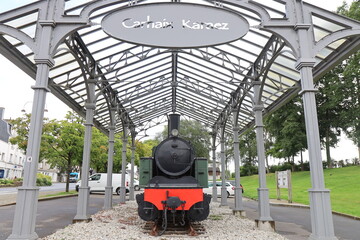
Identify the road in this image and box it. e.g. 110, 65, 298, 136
0, 194, 121, 240
237, 198, 358, 240
0, 182, 76, 195
0, 188, 359, 240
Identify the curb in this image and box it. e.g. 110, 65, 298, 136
244, 197, 360, 221
0, 193, 78, 207
268, 200, 360, 221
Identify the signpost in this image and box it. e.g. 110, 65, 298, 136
276, 170, 292, 203
101, 3, 249, 49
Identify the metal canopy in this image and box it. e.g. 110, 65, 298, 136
2, 1, 360, 239
0, 0, 359, 137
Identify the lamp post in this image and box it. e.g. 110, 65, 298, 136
22, 101, 48, 113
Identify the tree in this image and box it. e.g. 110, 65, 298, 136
161, 119, 211, 158
41, 112, 85, 192
10, 111, 86, 192
135, 139, 160, 158
316, 67, 344, 168
264, 97, 307, 171
113, 133, 132, 173
238, 128, 258, 176
9, 113, 49, 160
337, 1, 360, 160
90, 128, 109, 173
216, 132, 234, 177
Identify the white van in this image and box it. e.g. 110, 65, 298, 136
75, 173, 130, 195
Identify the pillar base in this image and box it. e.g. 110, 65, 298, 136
129, 186, 135, 201
255, 219, 275, 232
7, 232, 39, 240
233, 210, 246, 217
73, 186, 90, 222
104, 186, 113, 210
308, 189, 337, 240
308, 233, 338, 240
119, 186, 127, 203
7, 187, 40, 240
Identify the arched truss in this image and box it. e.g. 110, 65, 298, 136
0, 0, 359, 138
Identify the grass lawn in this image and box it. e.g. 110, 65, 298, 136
39, 191, 78, 198
238, 165, 360, 217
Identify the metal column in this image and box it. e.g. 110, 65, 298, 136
219, 125, 228, 207
104, 110, 116, 210
73, 80, 96, 222
129, 129, 136, 201
296, 60, 337, 240
253, 81, 274, 230
7, 60, 53, 240
232, 109, 245, 216
119, 125, 128, 203
211, 131, 217, 202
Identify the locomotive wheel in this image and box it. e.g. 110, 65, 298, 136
136, 193, 160, 221
188, 194, 211, 222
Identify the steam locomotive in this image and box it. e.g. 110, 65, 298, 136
136, 113, 211, 233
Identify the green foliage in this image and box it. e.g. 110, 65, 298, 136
0, 179, 13, 185
316, 64, 344, 167
336, 1, 360, 159
9, 113, 49, 159
113, 133, 133, 172
161, 119, 211, 158
41, 112, 85, 176
240, 166, 360, 217
36, 173, 52, 186
136, 139, 160, 158
264, 97, 307, 166
239, 128, 258, 171
90, 128, 109, 172
240, 164, 258, 176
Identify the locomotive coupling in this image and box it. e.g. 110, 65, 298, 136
162, 196, 186, 212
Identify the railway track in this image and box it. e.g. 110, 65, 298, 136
143, 220, 205, 236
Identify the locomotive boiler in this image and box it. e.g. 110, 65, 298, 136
136, 113, 211, 234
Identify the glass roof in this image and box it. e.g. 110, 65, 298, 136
0, 0, 359, 137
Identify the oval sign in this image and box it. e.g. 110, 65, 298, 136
101, 3, 249, 49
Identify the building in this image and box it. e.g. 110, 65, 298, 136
0, 107, 24, 179
0, 107, 58, 181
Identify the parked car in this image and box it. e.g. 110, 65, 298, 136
75, 173, 130, 195
134, 178, 140, 191
228, 180, 244, 193
69, 172, 80, 183
203, 181, 236, 198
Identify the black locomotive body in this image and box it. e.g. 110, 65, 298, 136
136, 114, 211, 231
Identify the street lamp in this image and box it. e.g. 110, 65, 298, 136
21, 101, 48, 113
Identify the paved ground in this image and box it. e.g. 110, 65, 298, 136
1, 191, 359, 240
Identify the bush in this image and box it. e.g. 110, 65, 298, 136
0, 179, 13, 185
13, 177, 23, 183
36, 173, 52, 186
240, 164, 258, 176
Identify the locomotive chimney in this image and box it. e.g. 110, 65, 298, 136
168, 113, 180, 137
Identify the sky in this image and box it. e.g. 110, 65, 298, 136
0, 0, 358, 162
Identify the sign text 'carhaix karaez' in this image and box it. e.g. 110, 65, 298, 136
102, 3, 249, 48
122, 16, 230, 30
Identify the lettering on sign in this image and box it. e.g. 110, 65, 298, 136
277, 171, 288, 188
101, 3, 249, 48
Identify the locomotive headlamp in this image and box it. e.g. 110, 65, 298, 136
171, 129, 179, 137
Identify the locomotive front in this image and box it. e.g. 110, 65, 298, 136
136, 114, 211, 233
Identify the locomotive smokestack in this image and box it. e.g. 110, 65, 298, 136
168, 113, 180, 137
